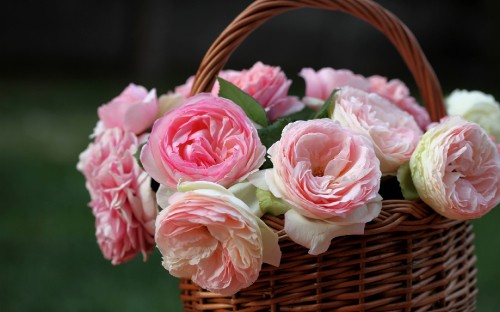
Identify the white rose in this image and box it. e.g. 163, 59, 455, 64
445, 89, 500, 141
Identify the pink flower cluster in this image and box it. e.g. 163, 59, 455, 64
78, 61, 500, 296
300, 67, 431, 130
78, 84, 159, 265
139, 93, 273, 295
77, 128, 157, 265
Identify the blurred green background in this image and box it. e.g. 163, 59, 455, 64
1, 1, 500, 311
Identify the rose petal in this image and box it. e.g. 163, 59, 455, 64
284, 209, 365, 255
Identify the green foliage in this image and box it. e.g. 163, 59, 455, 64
254, 89, 339, 170
396, 161, 420, 200
312, 89, 338, 119
285, 106, 315, 121
257, 118, 290, 149
217, 77, 268, 127
257, 118, 290, 169
256, 188, 290, 216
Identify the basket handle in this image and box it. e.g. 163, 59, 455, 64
190, 0, 446, 121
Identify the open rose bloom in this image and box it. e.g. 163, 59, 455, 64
77, 63, 500, 296
266, 119, 383, 254
333, 87, 423, 175
410, 116, 500, 219
140, 93, 266, 189
155, 182, 280, 295
77, 128, 157, 264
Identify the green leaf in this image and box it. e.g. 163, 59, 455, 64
256, 188, 291, 216
312, 89, 338, 119
135, 142, 146, 169
257, 118, 290, 149
396, 161, 420, 200
285, 106, 316, 121
217, 77, 268, 127
257, 118, 291, 169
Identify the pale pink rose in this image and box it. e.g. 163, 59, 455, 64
232, 62, 303, 121
266, 119, 382, 254
155, 181, 280, 295
299, 68, 429, 130
410, 116, 500, 220
333, 87, 423, 175
299, 67, 370, 108
267, 119, 381, 219
77, 128, 157, 265
140, 93, 266, 189
369, 75, 430, 130
97, 83, 159, 135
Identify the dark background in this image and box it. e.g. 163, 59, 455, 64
1, 1, 500, 311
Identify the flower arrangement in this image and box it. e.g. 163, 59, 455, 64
77, 62, 500, 295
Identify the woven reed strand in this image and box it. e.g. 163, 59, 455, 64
180, 201, 477, 311
183, 0, 476, 310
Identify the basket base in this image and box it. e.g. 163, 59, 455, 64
179, 211, 477, 311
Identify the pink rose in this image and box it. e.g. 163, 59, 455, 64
174, 75, 197, 98
77, 128, 157, 265
155, 181, 280, 295
174, 70, 241, 98
231, 62, 303, 121
410, 116, 500, 220
333, 87, 423, 175
299, 68, 429, 130
175, 62, 303, 121
299, 67, 370, 108
140, 93, 266, 189
97, 83, 159, 135
369, 75, 431, 130
265, 119, 382, 254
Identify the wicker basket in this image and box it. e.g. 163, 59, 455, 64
181, 0, 478, 311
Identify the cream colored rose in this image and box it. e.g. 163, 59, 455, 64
155, 181, 280, 295
446, 89, 500, 141
410, 116, 500, 220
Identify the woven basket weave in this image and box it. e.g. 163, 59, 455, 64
181, 0, 478, 311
